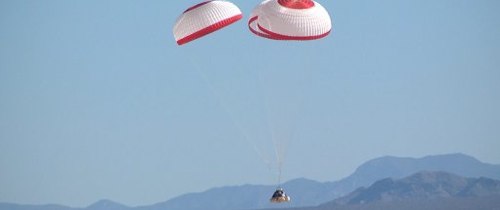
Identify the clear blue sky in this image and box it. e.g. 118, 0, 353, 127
1, 0, 499, 207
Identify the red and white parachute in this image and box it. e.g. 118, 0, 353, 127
173, 0, 332, 44
173, 1, 243, 45
172, 1, 332, 200
249, 0, 332, 40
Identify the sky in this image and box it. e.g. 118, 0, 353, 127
1, 0, 500, 208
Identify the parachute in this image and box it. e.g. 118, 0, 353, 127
173, 0, 332, 44
173, 1, 242, 45
248, 0, 332, 40
172, 0, 332, 203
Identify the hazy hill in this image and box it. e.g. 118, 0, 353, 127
326, 171, 500, 206
139, 178, 330, 210
328, 153, 500, 198
0, 200, 129, 210
2, 153, 500, 210
85, 200, 129, 210
0, 204, 73, 210
141, 153, 500, 210
298, 171, 500, 210
300, 196, 500, 210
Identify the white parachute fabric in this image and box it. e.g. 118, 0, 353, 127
173, 1, 243, 45
248, 0, 274, 39
249, 0, 332, 40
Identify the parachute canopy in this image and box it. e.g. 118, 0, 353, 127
173, 1, 242, 45
249, 0, 332, 40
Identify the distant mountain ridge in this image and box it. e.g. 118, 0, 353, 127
335, 153, 500, 191
294, 171, 500, 210
0, 200, 129, 210
1, 153, 500, 210
0, 204, 72, 210
86, 200, 129, 210
295, 196, 500, 210
148, 153, 500, 209
326, 171, 500, 206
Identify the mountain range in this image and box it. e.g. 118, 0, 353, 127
326, 171, 500, 205
293, 171, 500, 210
1, 153, 500, 210
143, 153, 500, 210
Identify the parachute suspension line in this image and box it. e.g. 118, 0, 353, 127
254, 46, 316, 187
275, 133, 284, 187
271, 130, 283, 186
256, 67, 288, 187
188, 56, 275, 169
278, 162, 282, 186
